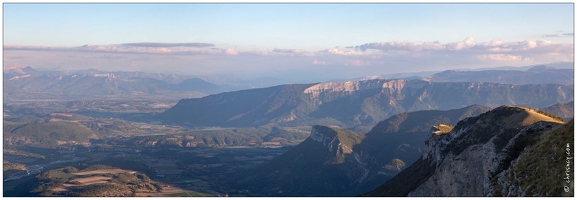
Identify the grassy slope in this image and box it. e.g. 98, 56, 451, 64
363, 106, 567, 197
496, 120, 574, 196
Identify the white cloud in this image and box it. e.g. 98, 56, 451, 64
477, 54, 523, 61
224, 48, 238, 56
355, 36, 573, 55
273, 48, 304, 54
345, 59, 372, 67
3, 37, 573, 81
312, 59, 328, 65
320, 48, 365, 55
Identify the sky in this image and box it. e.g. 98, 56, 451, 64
3, 3, 575, 82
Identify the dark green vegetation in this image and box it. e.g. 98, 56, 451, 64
95, 125, 308, 148
4, 100, 309, 150
3, 141, 289, 197
229, 105, 491, 196
362, 158, 436, 197
4, 149, 46, 159
3, 121, 97, 148
495, 120, 574, 196
364, 106, 570, 196
535, 109, 566, 122
3, 99, 176, 123
158, 79, 573, 132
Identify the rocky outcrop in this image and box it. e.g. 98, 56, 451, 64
161, 78, 573, 130
364, 106, 566, 197
235, 105, 493, 197
310, 126, 353, 155
411, 120, 559, 196
431, 124, 453, 135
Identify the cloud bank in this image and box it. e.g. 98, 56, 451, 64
354, 36, 572, 55
4, 37, 573, 80
120, 42, 215, 48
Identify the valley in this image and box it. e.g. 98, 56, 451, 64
3, 64, 574, 197
4, 3, 574, 197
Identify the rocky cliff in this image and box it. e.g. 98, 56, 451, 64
231, 125, 366, 196
231, 105, 491, 196
159, 79, 573, 131
364, 106, 570, 197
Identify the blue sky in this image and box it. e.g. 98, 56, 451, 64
3, 3, 574, 81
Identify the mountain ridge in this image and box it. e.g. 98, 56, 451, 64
364, 105, 567, 196
230, 105, 492, 196
159, 79, 573, 131
425, 67, 573, 85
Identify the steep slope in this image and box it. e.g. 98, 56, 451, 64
541, 101, 574, 121
364, 106, 566, 196
426, 66, 573, 85
158, 83, 316, 127
231, 105, 491, 196
350, 105, 492, 193
492, 119, 574, 196
232, 125, 365, 196
158, 79, 573, 130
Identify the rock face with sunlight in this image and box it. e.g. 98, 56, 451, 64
364, 106, 571, 197
159, 79, 572, 132
229, 105, 491, 196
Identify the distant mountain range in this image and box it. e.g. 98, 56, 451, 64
158, 79, 573, 131
541, 101, 574, 120
424, 65, 573, 85
4, 62, 572, 101
357, 64, 573, 85
363, 106, 570, 197
3, 66, 289, 101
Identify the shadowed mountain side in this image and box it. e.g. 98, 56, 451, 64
491, 119, 574, 197
157, 84, 316, 127
541, 101, 574, 121
231, 125, 365, 196
349, 105, 492, 195
158, 79, 573, 131
229, 105, 491, 196
364, 106, 567, 197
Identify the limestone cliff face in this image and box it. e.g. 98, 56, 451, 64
161, 78, 573, 130
309, 125, 357, 163
407, 106, 564, 196
411, 121, 558, 196
303, 79, 431, 105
